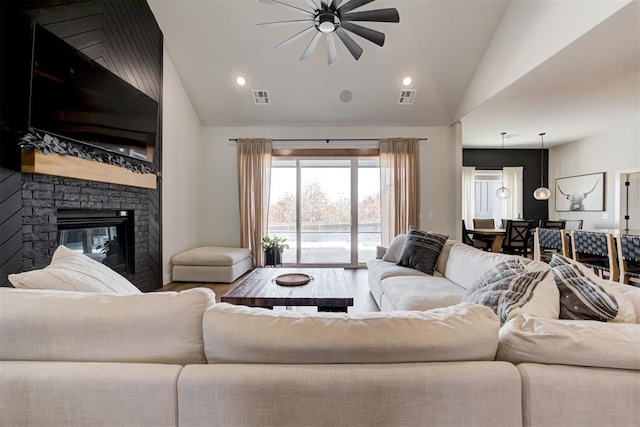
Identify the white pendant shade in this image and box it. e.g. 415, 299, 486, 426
496, 186, 511, 199
534, 132, 550, 201
534, 186, 551, 200
497, 132, 510, 200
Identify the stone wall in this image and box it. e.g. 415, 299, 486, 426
21, 173, 154, 291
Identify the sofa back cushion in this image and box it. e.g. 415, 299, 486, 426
203, 303, 499, 364
0, 287, 215, 364
444, 244, 526, 289
498, 314, 640, 370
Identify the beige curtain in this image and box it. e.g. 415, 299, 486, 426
237, 138, 272, 267
380, 138, 420, 245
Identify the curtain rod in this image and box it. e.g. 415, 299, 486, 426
228, 138, 428, 143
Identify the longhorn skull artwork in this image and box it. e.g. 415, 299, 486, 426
557, 180, 599, 211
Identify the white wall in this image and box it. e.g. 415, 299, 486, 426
198, 126, 460, 247
549, 123, 640, 229
161, 49, 203, 284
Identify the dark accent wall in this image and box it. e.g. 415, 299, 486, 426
0, 0, 163, 289
463, 149, 549, 226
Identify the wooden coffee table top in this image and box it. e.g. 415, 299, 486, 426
221, 268, 353, 311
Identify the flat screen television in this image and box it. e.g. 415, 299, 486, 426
28, 23, 158, 161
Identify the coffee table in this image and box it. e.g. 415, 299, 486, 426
221, 268, 353, 312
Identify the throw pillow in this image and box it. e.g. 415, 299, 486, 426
382, 234, 406, 263
8, 245, 140, 295
549, 254, 635, 322
375, 246, 387, 259
462, 259, 559, 325
396, 227, 448, 275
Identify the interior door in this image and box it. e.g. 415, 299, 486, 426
623, 172, 640, 230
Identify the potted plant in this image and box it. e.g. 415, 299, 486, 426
261, 235, 289, 267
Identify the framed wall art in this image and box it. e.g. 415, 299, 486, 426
555, 172, 605, 212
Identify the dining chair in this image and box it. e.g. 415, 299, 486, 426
473, 218, 495, 229
462, 220, 489, 251
533, 228, 569, 263
538, 220, 566, 229
561, 219, 584, 230
502, 220, 534, 258
616, 234, 640, 284
472, 218, 495, 246
570, 231, 619, 282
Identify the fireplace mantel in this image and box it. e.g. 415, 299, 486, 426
21, 150, 157, 189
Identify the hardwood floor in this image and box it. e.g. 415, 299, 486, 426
158, 268, 380, 313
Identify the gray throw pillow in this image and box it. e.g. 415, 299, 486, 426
382, 234, 407, 263
396, 227, 448, 275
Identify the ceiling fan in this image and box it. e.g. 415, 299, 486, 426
258, 0, 400, 64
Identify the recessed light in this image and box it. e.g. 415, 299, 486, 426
236, 76, 246, 86
402, 76, 412, 86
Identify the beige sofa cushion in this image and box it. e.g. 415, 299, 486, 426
379, 276, 465, 311
444, 244, 526, 289
0, 287, 215, 364
203, 302, 499, 364
366, 258, 428, 282
498, 314, 640, 370
172, 246, 251, 266
0, 361, 181, 427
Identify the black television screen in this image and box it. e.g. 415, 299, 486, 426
29, 24, 158, 161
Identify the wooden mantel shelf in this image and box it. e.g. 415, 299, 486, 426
21, 150, 157, 189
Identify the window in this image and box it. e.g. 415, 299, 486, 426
474, 170, 507, 226
268, 157, 381, 266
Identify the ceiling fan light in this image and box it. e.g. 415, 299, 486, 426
317, 13, 336, 33
496, 186, 511, 199
534, 186, 551, 200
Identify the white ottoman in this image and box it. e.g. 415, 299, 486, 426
172, 246, 252, 283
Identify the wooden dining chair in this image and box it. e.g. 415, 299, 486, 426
472, 218, 495, 246
571, 231, 619, 282
462, 220, 489, 251
533, 228, 569, 263
538, 220, 566, 229
616, 234, 640, 284
502, 220, 534, 258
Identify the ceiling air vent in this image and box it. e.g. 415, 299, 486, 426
398, 89, 417, 105
253, 90, 270, 105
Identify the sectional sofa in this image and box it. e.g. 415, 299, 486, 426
1, 240, 639, 426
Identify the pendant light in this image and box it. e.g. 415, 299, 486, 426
533, 132, 551, 200
496, 132, 511, 199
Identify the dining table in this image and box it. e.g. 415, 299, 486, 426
467, 228, 505, 253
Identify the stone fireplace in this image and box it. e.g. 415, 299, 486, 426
21, 173, 157, 291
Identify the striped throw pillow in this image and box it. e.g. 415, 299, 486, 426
549, 254, 621, 321
462, 260, 558, 325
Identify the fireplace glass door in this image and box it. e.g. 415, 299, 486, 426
57, 209, 133, 274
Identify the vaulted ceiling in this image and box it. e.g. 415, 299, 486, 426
149, 0, 639, 148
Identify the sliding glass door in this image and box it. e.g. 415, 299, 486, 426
268, 157, 380, 266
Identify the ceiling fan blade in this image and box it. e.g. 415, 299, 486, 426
320, 0, 328, 8
340, 21, 385, 46
303, 0, 318, 10
326, 32, 338, 64
330, 0, 344, 10
300, 31, 323, 61
335, 27, 363, 60
259, 0, 314, 17
275, 26, 316, 49
258, 19, 314, 27
341, 8, 400, 23
337, 0, 375, 15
